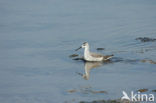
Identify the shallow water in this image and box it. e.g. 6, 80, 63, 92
0, 0, 156, 103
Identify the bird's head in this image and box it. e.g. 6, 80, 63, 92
75, 42, 89, 51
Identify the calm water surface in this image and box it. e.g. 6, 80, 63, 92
0, 0, 156, 103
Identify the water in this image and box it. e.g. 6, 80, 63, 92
0, 0, 156, 103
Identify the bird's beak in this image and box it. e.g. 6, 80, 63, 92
75, 46, 82, 51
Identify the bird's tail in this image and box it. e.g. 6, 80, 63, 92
103, 54, 114, 60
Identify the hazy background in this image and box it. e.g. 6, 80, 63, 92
0, 0, 156, 103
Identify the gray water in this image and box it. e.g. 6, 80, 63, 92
0, 0, 156, 103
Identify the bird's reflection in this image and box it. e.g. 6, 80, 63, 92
82, 61, 104, 80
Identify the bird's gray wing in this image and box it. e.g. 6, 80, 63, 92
90, 52, 103, 58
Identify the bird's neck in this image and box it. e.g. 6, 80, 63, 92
84, 46, 90, 57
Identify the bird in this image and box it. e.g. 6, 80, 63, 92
75, 42, 113, 62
